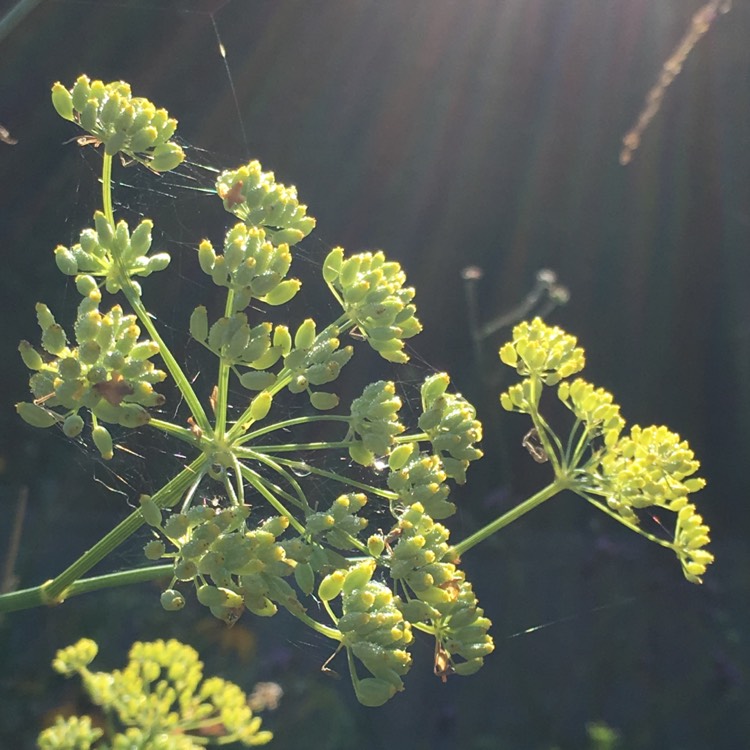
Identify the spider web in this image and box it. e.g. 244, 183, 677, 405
11, 0, 650, 651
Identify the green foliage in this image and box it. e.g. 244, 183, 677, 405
3, 77, 714, 717
38, 639, 273, 749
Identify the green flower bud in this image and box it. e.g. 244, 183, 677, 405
160, 589, 185, 611
388, 443, 414, 471
239, 370, 277, 390
116, 403, 150, 428
139, 494, 162, 526
421, 372, 450, 406
189, 306, 208, 342
75, 274, 99, 296
35, 302, 56, 331
293, 561, 315, 595
398, 599, 440, 623
143, 539, 166, 560
354, 677, 398, 707
51, 82, 75, 121
129, 341, 159, 361
262, 278, 301, 305
18, 341, 43, 370
273, 324, 292, 354
172, 558, 197, 582
367, 534, 385, 557
349, 441, 374, 467
52, 638, 98, 674
129, 125, 158, 152
294, 318, 316, 350
163, 513, 189, 540
452, 657, 485, 676
318, 570, 346, 602
150, 142, 185, 172
16, 402, 58, 428
41, 324, 66, 355
145, 253, 170, 274
54, 246, 78, 275
198, 240, 216, 274
310, 391, 339, 410
323, 246, 344, 283
343, 560, 376, 595
249, 391, 273, 421
62, 413, 84, 437
92, 424, 114, 460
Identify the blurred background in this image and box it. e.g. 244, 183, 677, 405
1, 0, 748, 748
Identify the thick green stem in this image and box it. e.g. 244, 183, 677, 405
0, 565, 173, 614
101, 154, 212, 435
453, 478, 570, 557
0, 457, 205, 614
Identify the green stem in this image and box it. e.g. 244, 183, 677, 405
287, 605, 341, 641
271, 455, 397, 501
238, 464, 306, 534
453, 478, 570, 557
215, 290, 236, 436
237, 414, 351, 445
101, 153, 212, 436
0, 565, 173, 614
0, 457, 205, 614
245, 440, 352, 453
237, 448, 309, 510
149, 417, 204, 449
575, 490, 676, 551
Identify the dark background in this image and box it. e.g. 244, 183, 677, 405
1, 1, 748, 748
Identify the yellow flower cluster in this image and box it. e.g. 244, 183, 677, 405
498, 318, 714, 584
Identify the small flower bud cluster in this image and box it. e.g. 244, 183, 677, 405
600, 425, 706, 519
388, 504, 493, 678
557, 378, 624, 448
38, 715, 103, 750
54, 212, 170, 295
192, 309, 278, 368
387, 445, 454, 519
348, 380, 405, 465
318, 560, 413, 707
142, 502, 300, 623
674, 504, 715, 584
18, 293, 165, 458
419, 373, 483, 484
305, 492, 368, 550
51, 638, 99, 675
499, 378, 537, 414
597, 425, 713, 581
42, 638, 273, 748
282, 321, 353, 410
198, 223, 301, 312
51, 76, 184, 171
216, 160, 316, 246
323, 248, 422, 363
499, 316, 585, 386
